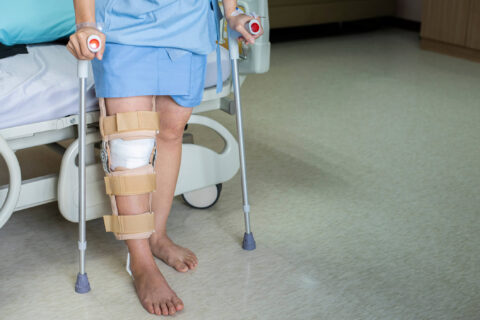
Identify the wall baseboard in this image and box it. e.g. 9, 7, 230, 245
270, 17, 421, 43
421, 38, 480, 63
389, 17, 421, 31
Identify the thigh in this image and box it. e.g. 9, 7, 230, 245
105, 95, 154, 115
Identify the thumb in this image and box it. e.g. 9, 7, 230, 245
96, 47, 104, 60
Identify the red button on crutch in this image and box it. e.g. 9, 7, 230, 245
246, 19, 261, 35
87, 35, 102, 53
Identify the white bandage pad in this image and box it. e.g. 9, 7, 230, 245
109, 138, 155, 170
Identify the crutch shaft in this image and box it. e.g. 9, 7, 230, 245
231, 60, 252, 234
78, 77, 87, 274
226, 13, 257, 250
75, 59, 91, 293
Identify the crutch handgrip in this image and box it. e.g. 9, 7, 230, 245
77, 60, 89, 79
227, 11, 262, 60
77, 35, 102, 79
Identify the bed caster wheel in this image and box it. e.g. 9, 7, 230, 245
182, 184, 222, 209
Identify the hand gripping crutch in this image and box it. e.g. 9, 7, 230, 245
227, 14, 262, 251
74, 35, 101, 293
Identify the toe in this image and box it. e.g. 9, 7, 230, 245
161, 303, 169, 316
187, 253, 198, 263
144, 302, 155, 314
174, 261, 188, 272
190, 260, 198, 269
167, 301, 176, 315
189, 259, 197, 268
173, 296, 184, 311
184, 258, 195, 269
153, 303, 162, 316
191, 254, 198, 263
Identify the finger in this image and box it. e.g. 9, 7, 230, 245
243, 29, 256, 44
77, 33, 95, 60
97, 34, 106, 60
66, 42, 77, 59
237, 28, 255, 45
67, 35, 79, 59
69, 37, 83, 60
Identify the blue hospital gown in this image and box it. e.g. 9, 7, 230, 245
91, 0, 225, 104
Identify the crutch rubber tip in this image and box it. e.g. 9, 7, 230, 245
75, 273, 91, 294
242, 232, 256, 250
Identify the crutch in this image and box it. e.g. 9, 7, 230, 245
74, 35, 101, 293
227, 14, 262, 251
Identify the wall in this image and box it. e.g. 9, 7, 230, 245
396, 0, 422, 21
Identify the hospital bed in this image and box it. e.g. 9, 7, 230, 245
0, 0, 270, 232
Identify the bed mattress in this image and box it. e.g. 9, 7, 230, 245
0, 44, 231, 130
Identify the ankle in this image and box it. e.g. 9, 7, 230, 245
125, 239, 156, 267
130, 254, 157, 273
150, 232, 169, 242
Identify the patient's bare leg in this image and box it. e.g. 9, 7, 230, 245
149, 95, 198, 272
106, 96, 183, 316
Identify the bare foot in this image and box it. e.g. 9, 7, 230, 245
149, 234, 198, 272
131, 258, 184, 316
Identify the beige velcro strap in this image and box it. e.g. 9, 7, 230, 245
103, 111, 160, 136
104, 174, 156, 195
103, 212, 155, 234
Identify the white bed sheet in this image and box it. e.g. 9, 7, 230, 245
0, 44, 231, 130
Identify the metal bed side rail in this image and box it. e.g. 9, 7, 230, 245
0, 111, 99, 150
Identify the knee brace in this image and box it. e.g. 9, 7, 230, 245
98, 98, 159, 240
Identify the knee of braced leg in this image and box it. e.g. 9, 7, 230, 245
109, 138, 155, 170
